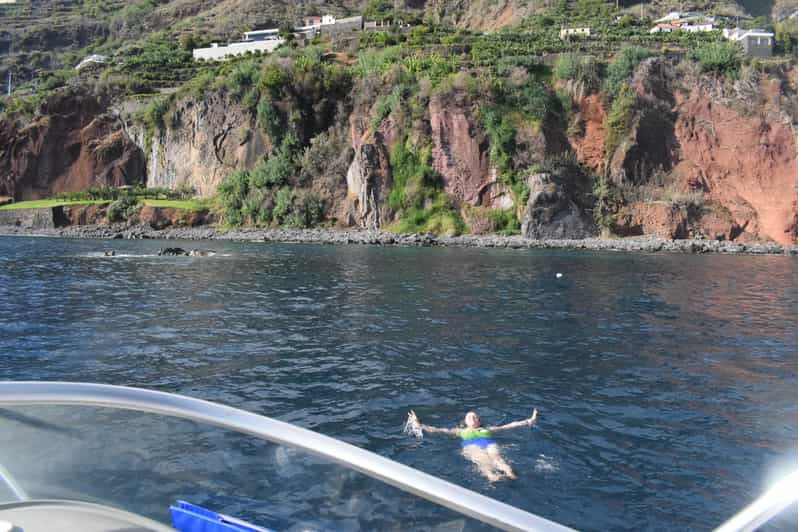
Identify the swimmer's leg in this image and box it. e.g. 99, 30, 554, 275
462, 446, 501, 482
487, 444, 516, 480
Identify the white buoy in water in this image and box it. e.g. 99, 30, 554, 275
556, 273, 563, 278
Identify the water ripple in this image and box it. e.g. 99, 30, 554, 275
0, 238, 797, 531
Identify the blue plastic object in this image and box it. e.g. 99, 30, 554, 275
170, 501, 275, 532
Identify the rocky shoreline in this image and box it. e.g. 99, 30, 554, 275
1, 223, 798, 256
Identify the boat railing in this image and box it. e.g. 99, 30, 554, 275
0, 381, 573, 532
0, 461, 28, 502
713, 468, 798, 532
1, 382, 796, 532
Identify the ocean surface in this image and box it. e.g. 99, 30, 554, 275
1, 236, 797, 531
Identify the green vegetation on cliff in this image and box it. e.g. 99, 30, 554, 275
689, 40, 743, 75
387, 139, 465, 235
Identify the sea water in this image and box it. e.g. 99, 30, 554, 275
1, 237, 797, 531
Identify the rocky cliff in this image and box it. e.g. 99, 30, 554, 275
130, 92, 270, 198
4, 55, 798, 244
673, 93, 798, 245
345, 109, 397, 229
428, 93, 514, 210
0, 90, 145, 200
595, 59, 798, 245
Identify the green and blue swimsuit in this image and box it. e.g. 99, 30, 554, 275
460, 428, 496, 449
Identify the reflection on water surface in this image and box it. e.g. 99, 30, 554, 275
1, 237, 797, 531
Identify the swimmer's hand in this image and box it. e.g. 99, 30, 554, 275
527, 409, 538, 426
404, 410, 424, 439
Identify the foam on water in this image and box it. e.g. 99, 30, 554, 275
534, 454, 558, 474
81, 252, 233, 258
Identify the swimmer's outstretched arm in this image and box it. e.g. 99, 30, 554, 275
408, 410, 460, 436
487, 409, 538, 432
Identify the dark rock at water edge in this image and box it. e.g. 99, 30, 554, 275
521, 171, 597, 240
0, 223, 797, 256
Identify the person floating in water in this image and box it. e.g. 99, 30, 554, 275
407, 409, 538, 482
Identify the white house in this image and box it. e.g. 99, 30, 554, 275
655, 11, 703, 23
650, 20, 714, 34
559, 27, 591, 39
243, 29, 280, 41
193, 39, 285, 61
724, 28, 774, 57
650, 22, 680, 33
75, 54, 108, 70
682, 22, 714, 33
293, 24, 319, 39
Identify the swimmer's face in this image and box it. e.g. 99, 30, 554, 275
464, 412, 481, 428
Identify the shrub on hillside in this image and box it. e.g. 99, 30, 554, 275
228, 61, 260, 98
605, 83, 637, 157
297, 127, 352, 188
360, 31, 399, 49
605, 47, 654, 100
217, 169, 249, 227
553, 54, 600, 94
107, 196, 140, 223
689, 41, 742, 76
370, 86, 403, 129
138, 96, 170, 132
284, 190, 325, 228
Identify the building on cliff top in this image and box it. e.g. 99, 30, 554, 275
243, 29, 280, 42
75, 54, 108, 70
194, 26, 284, 61
650, 20, 714, 33
559, 27, 591, 39
655, 11, 707, 23
193, 39, 285, 61
193, 14, 368, 61
723, 28, 774, 58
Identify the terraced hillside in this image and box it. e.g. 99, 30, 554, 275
0, 0, 388, 91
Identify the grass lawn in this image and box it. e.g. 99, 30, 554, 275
142, 199, 210, 211
0, 199, 108, 211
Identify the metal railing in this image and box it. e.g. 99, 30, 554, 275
714, 468, 798, 532
0, 381, 573, 532
0, 462, 27, 502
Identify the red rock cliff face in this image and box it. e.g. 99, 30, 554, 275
674, 95, 798, 245
0, 90, 145, 200
428, 94, 513, 210
570, 94, 607, 174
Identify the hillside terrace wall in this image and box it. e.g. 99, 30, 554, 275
320, 16, 363, 36
0, 208, 58, 228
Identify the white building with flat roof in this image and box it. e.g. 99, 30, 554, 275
243, 29, 280, 41
723, 28, 774, 57
655, 11, 703, 23
682, 22, 714, 32
193, 39, 284, 61
75, 54, 108, 70
559, 27, 591, 39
